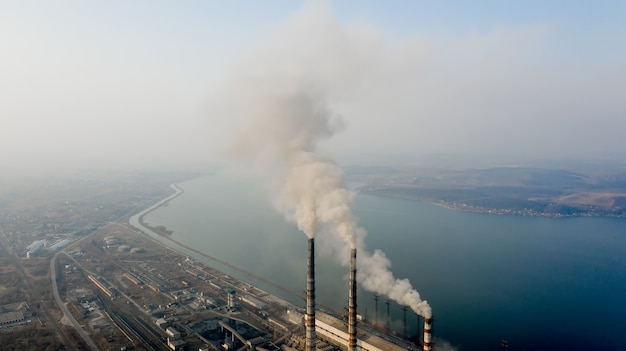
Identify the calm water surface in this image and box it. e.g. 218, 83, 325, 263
145, 173, 626, 351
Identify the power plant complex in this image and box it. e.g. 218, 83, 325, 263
122, 183, 433, 351
300, 237, 433, 351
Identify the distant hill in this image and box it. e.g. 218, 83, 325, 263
352, 166, 626, 217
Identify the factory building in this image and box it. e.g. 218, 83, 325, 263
166, 326, 181, 339
25, 239, 46, 258
0, 311, 25, 327
315, 312, 410, 351
155, 318, 168, 328
268, 317, 289, 331
122, 272, 143, 286
147, 283, 161, 293
299, 239, 432, 351
130, 247, 144, 254
103, 236, 119, 245
48, 239, 71, 251
287, 310, 304, 325
240, 294, 267, 310
167, 338, 185, 350
87, 275, 115, 298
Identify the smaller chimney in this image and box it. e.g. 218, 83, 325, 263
373, 295, 379, 326
402, 307, 408, 339
386, 300, 391, 330
415, 314, 421, 344
423, 317, 433, 351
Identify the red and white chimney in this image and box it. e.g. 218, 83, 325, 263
348, 248, 357, 351
305, 238, 316, 351
423, 317, 433, 351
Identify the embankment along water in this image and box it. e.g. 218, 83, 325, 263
144, 172, 626, 351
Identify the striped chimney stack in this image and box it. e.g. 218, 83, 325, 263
305, 238, 316, 351
423, 317, 433, 351
348, 248, 358, 351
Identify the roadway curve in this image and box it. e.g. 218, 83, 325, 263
51, 250, 99, 351
129, 183, 183, 230
47, 186, 182, 351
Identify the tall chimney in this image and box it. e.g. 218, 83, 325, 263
423, 317, 433, 351
306, 238, 316, 351
348, 248, 357, 351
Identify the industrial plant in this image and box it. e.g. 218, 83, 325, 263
1, 170, 436, 351
293, 237, 433, 351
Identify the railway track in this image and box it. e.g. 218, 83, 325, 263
101, 299, 169, 351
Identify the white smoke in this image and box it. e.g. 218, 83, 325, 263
433, 339, 457, 351
220, 1, 431, 318
359, 250, 431, 318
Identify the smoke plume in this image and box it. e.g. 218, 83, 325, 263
222, 2, 431, 318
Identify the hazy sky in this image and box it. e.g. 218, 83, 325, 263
2, 1, 626, 172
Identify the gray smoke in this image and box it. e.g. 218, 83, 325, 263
222, 1, 431, 318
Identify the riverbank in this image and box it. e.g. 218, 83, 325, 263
134, 183, 184, 226
130, 174, 626, 350
362, 190, 626, 218
126, 182, 343, 315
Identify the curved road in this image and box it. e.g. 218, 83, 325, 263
46, 183, 187, 351
47, 185, 183, 351
129, 183, 183, 229
51, 249, 100, 351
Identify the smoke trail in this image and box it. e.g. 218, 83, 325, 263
221, 1, 431, 318
359, 250, 431, 318
231, 91, 345, 239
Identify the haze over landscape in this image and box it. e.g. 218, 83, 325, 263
2, 1, 626, 173
2, 2, 626, 350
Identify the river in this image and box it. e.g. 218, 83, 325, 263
143, 172, 626, 351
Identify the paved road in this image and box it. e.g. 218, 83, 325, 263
128, 183, 182, 231
0, 233, 76, 350
51, 249, 100, 351
48, 198, 158, 351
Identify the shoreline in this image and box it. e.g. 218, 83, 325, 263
363, 191, 626, 219
126, 182, 343, 315
135, 183, 184, 224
